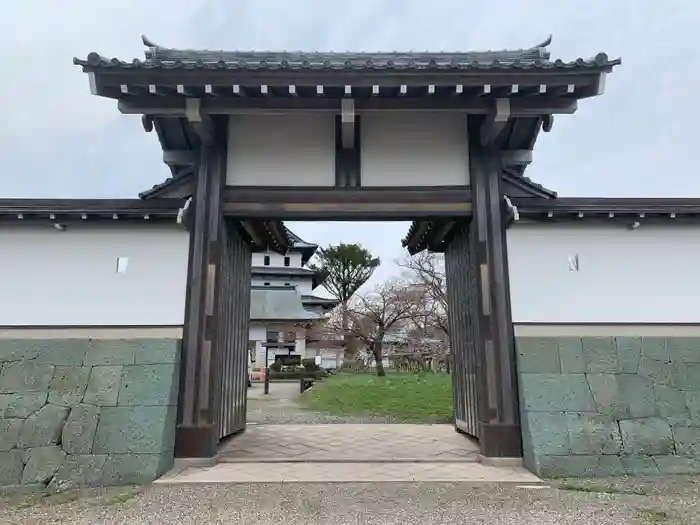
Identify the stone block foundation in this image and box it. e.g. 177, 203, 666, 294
516, 333, 700, 477
0, 336, 180, 491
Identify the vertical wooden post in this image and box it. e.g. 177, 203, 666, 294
469, 140, 523, 458
175, 138, 227, 458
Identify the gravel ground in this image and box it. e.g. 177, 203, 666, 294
2, 477, 700, 524
246, 381, 393, 424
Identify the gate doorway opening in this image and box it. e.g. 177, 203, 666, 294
218, 220, 482, 464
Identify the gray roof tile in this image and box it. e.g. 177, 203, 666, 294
74, 35, 620, 72
250, 286, 322, 321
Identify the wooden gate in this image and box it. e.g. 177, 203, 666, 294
215, 219, 252, 439
445, 220, 482, 438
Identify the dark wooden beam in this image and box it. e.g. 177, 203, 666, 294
340, 99, 355, 149
500, 149, 533, 167
220, 186, 472, 220
92, 69, 604, 94
176, 137, 227, 458
467, 122, 522, 458
117, 97, 578, 117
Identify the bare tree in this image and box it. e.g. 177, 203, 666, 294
346, 279, 425, 376
397, 252, 448, 336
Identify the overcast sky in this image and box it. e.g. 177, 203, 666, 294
1, 0, 698, 289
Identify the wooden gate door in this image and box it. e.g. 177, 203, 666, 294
215, 219, 252, 439
445, 220, 482, 439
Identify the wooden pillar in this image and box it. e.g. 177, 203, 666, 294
469, 141, 523, 458
175, 137, 228, 458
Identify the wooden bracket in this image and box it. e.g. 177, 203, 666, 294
163, 149, 197, 167
340, 98, 355, 149
480, 98, 511, 146
185, 98, 214, 145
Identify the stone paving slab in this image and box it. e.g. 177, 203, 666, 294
155, 461, 541, 484
217, 424, 480, 463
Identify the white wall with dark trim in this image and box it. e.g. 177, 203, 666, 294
0, 223, 190, 326
507, 222, 700, 324
360, 112, 470, 186
227, 114, 336, 186
225, 112, 470, 188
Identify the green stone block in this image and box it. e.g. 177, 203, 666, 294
654, 384, 689, 419
616, 337, 642, 373
49, 454, 107, 490
639, 357, 674, 387
523, 412, 570, 456
101, 453, 174, 485
118, 364, 178, 406
84, 340, 137, 366
535, 454, 625, 478
0, 340, 39, 363
33, 340, 88, 366
672, 425, 700, 459
654, 455, 700, 474
558, 337, 586, 373
0, 361, 55, 393
566, 413, 622, 455
62, 404, 100, 454
641, 337, 670, 363
516, 338, 561, 373
0, 392, 47, 418
48, 367, 90, 407
687, 391, 700, 426
93, 405, 176, 454
666, 338, 700, 363
519, 374, 596, 412
134, 339, 181, 365
618, 374, 657, 418
83, 366, 122, 406
587, 374, 628, 418
621, 456, 660, 475
0, 419, 23, 451
672, 362, 700, 391
0, 450, 24, 485
17, 404, 69, 448
22, 446, 66, 484
620, 417, 674, 455
582, 337, 618, 373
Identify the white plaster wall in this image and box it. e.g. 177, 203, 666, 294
360, 112, 469, 186
227, 114, 335, 186
0, 223, 189, 326
507, 223, 700, 324
252, 251, 303, 268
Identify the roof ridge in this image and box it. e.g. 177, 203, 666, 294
140, 34, 554, 58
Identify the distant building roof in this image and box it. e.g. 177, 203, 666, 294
301, 294, 340, 310
250, 286, 323, 322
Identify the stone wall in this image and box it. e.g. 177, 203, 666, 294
516, 335, 700, 477
0, 338, 180, 491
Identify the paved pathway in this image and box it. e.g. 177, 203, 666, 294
218, 424, 480, 463
157, 461, 539, 484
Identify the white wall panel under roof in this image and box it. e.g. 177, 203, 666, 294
226, 114, 336, 186
507, 223, 700, 324
0, 223, 190, 326
360, 112, 469, 187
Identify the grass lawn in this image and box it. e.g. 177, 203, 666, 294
298, 372, 453, 423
